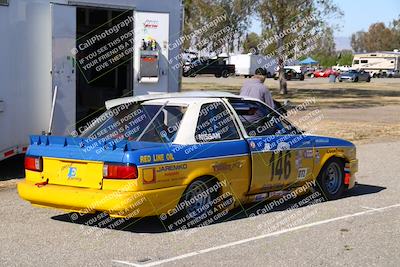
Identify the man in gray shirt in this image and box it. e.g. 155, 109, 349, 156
239, 75, 275, 123
240, 75, 275, 108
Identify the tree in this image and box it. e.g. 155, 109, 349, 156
391, 16, 400, 49
351, 31, 366, 52
337, 50, 353, 66
258, 0, 342, 94
243, 32, 262, 53
183, 0, 215, 49
364, 23, 395, 51
183, 0, 255, 54
311, 26, 336, 66
351, 22, 398, 52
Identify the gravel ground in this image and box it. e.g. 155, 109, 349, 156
0, 141, 399, 267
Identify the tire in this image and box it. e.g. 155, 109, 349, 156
255, 68, 266, 76
215, 74, 222, 78
183, 72, 190, 77
316, 158, 345, 200
300, 75, 305, 81
367, 77, 371, 82
354, 77, 359, 82
339, 79, 342, 82
169, 177, 219, 229
222, 70, 230, 78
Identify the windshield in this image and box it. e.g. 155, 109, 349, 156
81, 102, 187, 143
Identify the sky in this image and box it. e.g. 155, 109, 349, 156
249, 0, 400, 50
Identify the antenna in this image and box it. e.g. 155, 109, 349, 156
47, 85, 58, 135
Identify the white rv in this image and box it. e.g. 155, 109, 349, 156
0, 0, 183, 161
352, 51, 400, 77
228, 54, 277, 78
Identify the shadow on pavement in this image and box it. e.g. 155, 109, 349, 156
51, 183, 386, 234
0, 154, 25, 181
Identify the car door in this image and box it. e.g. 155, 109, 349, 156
228, 99, 315, 194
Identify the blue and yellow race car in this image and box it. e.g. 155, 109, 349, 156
18, 92, 358, 222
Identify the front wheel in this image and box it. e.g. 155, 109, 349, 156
317, 158, 345, 200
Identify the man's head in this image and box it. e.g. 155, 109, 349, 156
252, 74, 266, 83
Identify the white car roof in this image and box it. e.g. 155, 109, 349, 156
105, 91, 243, 109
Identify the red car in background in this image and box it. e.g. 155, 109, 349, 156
312, 69, 339, 78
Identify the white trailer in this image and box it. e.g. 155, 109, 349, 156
0, 0, 183, 161
352, 51, 400, 77
228, 54, 277, 78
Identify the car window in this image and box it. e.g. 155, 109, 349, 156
81, 103, 187, 143
195, 102, 240, 142
229, 100, 297, 137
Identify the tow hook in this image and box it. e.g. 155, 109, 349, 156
35, 180, 48, 188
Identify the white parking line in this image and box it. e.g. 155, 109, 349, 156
112, 203, 400, 267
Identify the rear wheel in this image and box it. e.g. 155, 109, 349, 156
317, 158, 345, 200
255, 68, 266, 76
169, 178, 219, 229
222, 70, 230, 78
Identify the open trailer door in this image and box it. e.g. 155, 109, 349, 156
51, 3, 77, 136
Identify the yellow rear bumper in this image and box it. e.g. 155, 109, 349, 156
18, 180, 185, 218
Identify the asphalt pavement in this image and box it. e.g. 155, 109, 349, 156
0, 141, 399, 267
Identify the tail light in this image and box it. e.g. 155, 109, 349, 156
25, 156, 43, 172
103, 163, 138, 179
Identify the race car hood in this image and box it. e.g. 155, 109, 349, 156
306, 135, 356, 148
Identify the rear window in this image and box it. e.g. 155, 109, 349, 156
81, 102, 187, 143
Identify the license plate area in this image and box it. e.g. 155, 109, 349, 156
44, 158, 103, 189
